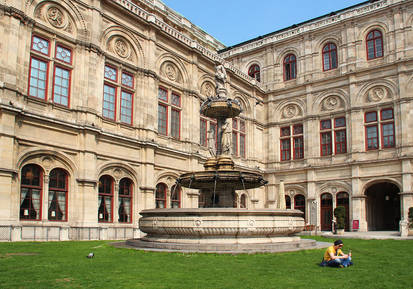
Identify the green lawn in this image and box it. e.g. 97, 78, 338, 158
0, 236, 412, 289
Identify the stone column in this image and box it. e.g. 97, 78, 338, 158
277, 180, 286, 210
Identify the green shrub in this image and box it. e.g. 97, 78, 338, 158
334, 206, 346, 230
409, 207, 413, 229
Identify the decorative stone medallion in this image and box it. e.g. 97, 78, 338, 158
114, 39, 129, 58
165, 63, 177, 81
282, 104, 299, 119
47, 7, 65, 28
322, 95, 340, 111
367, 86, 388, 102
202, 82, 215, 97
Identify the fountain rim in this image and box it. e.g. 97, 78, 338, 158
139, 208, 304, 217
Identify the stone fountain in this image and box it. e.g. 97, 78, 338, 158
127, 65, 317, 253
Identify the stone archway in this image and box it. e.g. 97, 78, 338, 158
366, 182, 400, 231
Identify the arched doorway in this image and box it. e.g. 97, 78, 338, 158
366, 182, 400, 231
321, 193, 333, 231
336, 192, 350, 231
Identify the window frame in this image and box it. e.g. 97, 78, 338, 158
170, 184, 181, 208
364, 108, 395, 150
103, 64, 135, 125
280, 124, 303, 161
118, 178, 133, 224
98, 175, 114, 223
366, 29, 384, 60
158, 86, 181, 139
155, 183, 167, 209
48, 168, 68, 222
283, 54, 297, 81
322, 42, 338, 71
232, 118, 246, 158
20, 164, 44, 221
320, 117, 347, 156
248, 64, 261, 82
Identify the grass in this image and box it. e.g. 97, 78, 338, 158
0, 236, 412, 289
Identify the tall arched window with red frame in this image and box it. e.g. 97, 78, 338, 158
248, 64, 260, 82
283, 54, 297, 81
20, 164, 43, 220
98, 175, 114, 222
170, 184, 181, 208
48, 168, 68, 221
366, 30, 383, 60
156, 183, 167, 208
118, 178, 133, 223
322, 43, 338, 71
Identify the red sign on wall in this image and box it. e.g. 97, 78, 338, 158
352, 220, 359, 230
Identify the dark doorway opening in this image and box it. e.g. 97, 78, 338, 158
321, 193, 333, 231
337, 192, 350, 231
366, 182, 400, 231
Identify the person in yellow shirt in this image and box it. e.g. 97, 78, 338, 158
320, 239, 353, 268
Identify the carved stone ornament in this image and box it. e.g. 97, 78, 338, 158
47, 7, 65, 28
202, 82, 215, 97
282, 104, 299, 119
322, 95, 340, 111
367, 86, 388, 102
165, 63, 177, 81
114, 39, 129, 58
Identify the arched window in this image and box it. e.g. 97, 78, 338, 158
20, 164, 43, 220
366, 30, 383, 60
48, 168, 68, 221
294, 194, 306, 218
118, 178, 133, 223
240, 194, 247, 208
322, 43, 338, 71
248, 64, 260, 82
283, 54, 296, 81
170, 184, 181, 208
285, 195, 291, 209
98, 175, 114, 222
155, 183, 167, 208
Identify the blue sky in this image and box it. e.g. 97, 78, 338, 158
162, 0, 364, 46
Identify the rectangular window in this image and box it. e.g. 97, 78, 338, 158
158, 104, 167, 135
240, 134, 246, 158
382, 123, 394, 148
171, 109, 180, 139
321, 132, 332, 156
281, 124, 303, 161
365, 108, 394, 150
281, 139, 291, 161
232, 132, 238, 155
29, 57, 48, 99
32, 35, 50, 55
200, 119, 207, 147
55, 45, 72, 64
120, 90, 133, 125
293, 136, 304, 159
366, 125, 378, 150
103, 64, 135, 124
103, 84, 116, 120
53, 66, 70, 106
104, 65, 117, 81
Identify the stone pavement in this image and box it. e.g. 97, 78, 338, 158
320, 231, 413, 240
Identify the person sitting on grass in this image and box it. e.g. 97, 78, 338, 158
320, 239, 353, 268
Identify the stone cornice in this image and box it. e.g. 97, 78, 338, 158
112, 0, 263, 90
219, 0, 401, 58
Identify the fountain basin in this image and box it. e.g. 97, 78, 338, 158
178, 170, 267, 190
126, 208, 313, 253
138, 208, 304, 241
200, 99, 242, 119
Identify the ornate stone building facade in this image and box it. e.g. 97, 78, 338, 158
0, 0, 412, 241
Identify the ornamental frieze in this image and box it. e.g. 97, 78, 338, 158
366, 86, 390, 103
282, 104, 302, 119
321, 95, 343, 111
